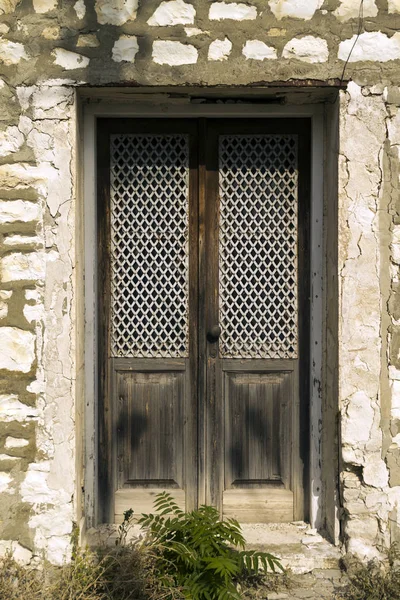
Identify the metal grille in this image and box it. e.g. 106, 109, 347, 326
110, 134, 189, 358
219, 135, 298, 359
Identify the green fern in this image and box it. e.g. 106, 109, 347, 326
138, 492, 284, 600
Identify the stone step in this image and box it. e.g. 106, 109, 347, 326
241, 522, 343, 575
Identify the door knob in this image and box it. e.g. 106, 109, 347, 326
207, 325, 221, 343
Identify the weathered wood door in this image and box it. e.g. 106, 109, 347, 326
97, 118, 310, 524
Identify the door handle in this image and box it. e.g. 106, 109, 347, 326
207, 325, 221, 343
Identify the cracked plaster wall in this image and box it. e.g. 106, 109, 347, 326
0, 0, 400, 564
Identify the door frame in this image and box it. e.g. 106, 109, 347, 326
81, 96, 325, 531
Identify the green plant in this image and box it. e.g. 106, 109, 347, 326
336, 544, 400, 600
138, 492, 283, 600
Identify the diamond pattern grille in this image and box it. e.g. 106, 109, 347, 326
219, 135, 298, 359
110, 134, 189, 358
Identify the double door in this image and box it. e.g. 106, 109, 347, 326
97, 118, 310, 524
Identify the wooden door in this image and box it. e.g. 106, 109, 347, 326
97, 118, 310, 524
201, 120, 311, 523
97, 119, 199, 523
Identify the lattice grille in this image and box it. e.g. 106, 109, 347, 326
219, 135, 298, 359
110, 134, 189, 358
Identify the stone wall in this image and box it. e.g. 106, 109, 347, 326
0, 0, 400, 564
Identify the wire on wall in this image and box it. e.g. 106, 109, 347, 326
339, 0, 365, 87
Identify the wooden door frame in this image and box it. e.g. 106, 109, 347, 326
82, 98, 326, 531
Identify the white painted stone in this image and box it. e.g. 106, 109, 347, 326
0, 454, 19, 461
1, 252, 45, 283
95, 0, 138, 25
46, 536, 71, 566
152, 41, 198, 65
24, 303, 44, 324
0, 472, 11, 493
30, 507, 73, 537
33, 0, 57, 13
0, 395, 38, 422
0, 200, 40, 224
342, 391, 374, 447
209, 2, 257, 20
0, 126, 24, 158
0, 303, 7, 320
0, 24, 10, 34
282, 36, 328, 63
77, 34, 99, 48
389, 0, 400, 12
5, 437, 29, 449
74, 0, 86, 18
243, 40, 277, 60
31, 86, 74, 119
52, 48, 90, 69
25, 289, 40, 302
363, 457, 389, 488
0, 40, 28, 65
0, 291, 11, 301
112, 35, 139, 63
268, 0, 324, 20
339, 32, 400, 62
148, 0, 195, 26
4, 234, 41, 246
334, 0, 377, 21
0, 328, 35, 373
0, 1, 19, 14
21, 463, 70, 505
0, 541, 32, 565
208, 38, 232, 61
185, 27, 206, 36
390, 366, 400, 381
391, 225, 400, 264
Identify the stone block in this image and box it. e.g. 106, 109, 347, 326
52, 48, 90, 70
148, 0, 195, 26
334, 0, 377, 21
342, 391, 374, 447
0, 328, 35, 373
389, 0, 400, 13
0, 395, 38, 422
0, 126, 24, 158
33, 0, 57, 12
208, 38, 232, 61
0, 40, 28, 66
5, 437, 29, 449
0, 0, 19, 13
74, 0, 86, 19
282, 36, 329, 63
95, 0, 138, 25
152, 41, 198, 65
269, 0, 323, 20
0, 200, 40, 224
209, 2, 257, 20
1, 252, 45, 283
243, 40, 277, 60
338, 32, 400, 63
112, 36, 139, 63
